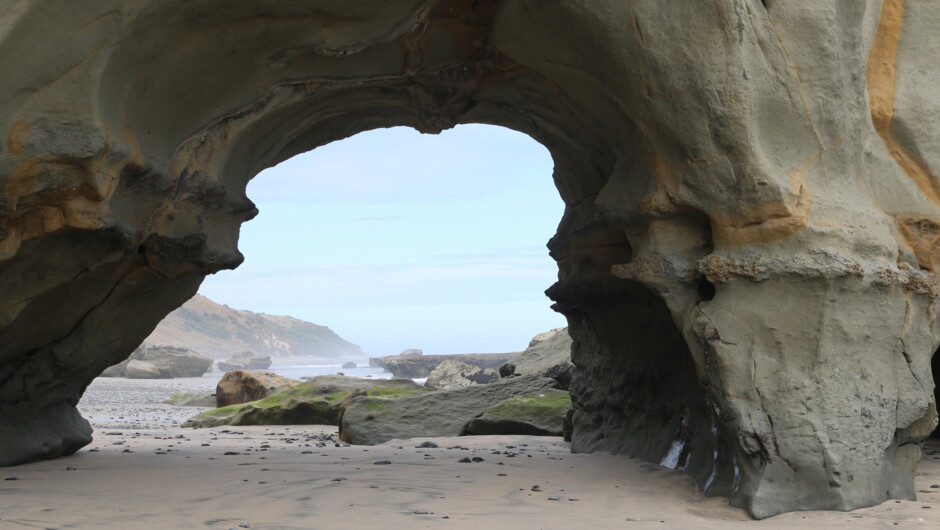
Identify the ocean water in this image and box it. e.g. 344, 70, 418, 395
264, 358, 393, 381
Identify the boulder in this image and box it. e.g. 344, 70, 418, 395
135, 345, 213, 377
217, 351, 272, 371
215, 370, 299, 408
400, 349, 423, 356
339, 374, 561, 445
185, 375, 428, 428
123, 360, 163, 379
499, 328, 574, 389
425, 360, 499, 389
342, 361, 357, 369
466, 390, 571, 436
99, 345, 212, 378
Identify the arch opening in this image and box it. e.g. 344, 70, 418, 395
201, 123, 567, 356
7, 0, 940, 520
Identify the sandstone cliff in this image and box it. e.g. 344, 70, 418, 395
144, 294, 361, 359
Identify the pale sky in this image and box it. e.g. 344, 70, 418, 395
198, 124, 567, 356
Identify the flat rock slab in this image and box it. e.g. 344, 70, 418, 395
339, 375, 561, 445
186, 375, 428, 428
466, 389, 571, 436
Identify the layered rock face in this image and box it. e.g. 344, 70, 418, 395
1, 0, 939, 518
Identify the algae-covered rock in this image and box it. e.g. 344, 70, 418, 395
185, 376, 427, 428
339, 375, 561, 445
466, 390, 571, 436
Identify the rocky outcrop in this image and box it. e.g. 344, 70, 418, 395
370, 353, 517, 378
342, 361, 357, 369
215, 370, 299, 408
425, 360, 499, 389
145, 294, 362, 359
3, 0, 940, 518
217, 351, 271, 371
185, 375, 427, 428
465, 389, 571, 437
100, 345, 212, 379
339, 375, 561, 445
499, 328, 574, 389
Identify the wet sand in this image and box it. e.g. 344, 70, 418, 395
0, 378, 938, 529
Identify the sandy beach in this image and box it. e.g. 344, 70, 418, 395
0, 378, 938, 529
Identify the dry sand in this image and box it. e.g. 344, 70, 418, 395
0, 378, 938, 529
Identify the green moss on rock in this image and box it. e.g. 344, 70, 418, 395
183, 376, 429, 428
466, 389, 571, 436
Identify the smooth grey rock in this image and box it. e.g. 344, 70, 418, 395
2, 0, 940, 519
123, 360, 163, 379
134, 345, 212, 377
425, 360, 499, 389
339, 375, 561, 445
101, 345, 212, 378
0, 402, 92, 467
499, 328, 573, 389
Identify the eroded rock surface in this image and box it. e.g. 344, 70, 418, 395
1, 0, 939, 518
499, 327, 573, 389
425, 360, 499, 389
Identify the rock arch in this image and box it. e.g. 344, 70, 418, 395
1, 0, 938, 519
